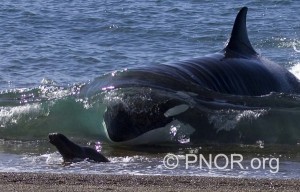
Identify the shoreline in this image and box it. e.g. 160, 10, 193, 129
1, 172, 300, 191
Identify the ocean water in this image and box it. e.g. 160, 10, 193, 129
0, 0, 300, 178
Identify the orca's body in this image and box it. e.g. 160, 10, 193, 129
97, 7, 300, 144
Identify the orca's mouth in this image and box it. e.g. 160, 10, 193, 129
102, 95, 195, 144
103, 102, 173, 142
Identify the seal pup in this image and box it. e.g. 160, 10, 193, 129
49, 133, 109, 163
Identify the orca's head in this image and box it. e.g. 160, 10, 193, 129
103, 102, 173, 143
101, 90, 195, 144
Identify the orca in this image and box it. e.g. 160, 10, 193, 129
96, 7, 300, 145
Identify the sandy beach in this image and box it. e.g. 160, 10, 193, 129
0, 172, 299, 192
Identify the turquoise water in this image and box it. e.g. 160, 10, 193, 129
0, 1, 300, 178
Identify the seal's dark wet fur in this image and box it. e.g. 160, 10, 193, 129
49, 133, 109, 163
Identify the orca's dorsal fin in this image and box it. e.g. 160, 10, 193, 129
224, 7, 257, 57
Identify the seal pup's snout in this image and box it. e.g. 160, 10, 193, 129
48, 132, 65, 145
48, 132, 58, 144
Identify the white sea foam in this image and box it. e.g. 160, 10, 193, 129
292, 40, 300, 53
289, 62, 300, 80
0, 104, 44, 127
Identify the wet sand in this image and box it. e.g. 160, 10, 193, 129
0, 172, 299, 192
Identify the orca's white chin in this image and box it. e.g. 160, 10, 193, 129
103, 119, 195, 145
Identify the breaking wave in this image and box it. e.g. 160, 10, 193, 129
1, 67, 300, 146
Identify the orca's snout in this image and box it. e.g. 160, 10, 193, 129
103, 102, 173, 142
103, 104, 135, 142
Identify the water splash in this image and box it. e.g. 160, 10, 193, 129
208, 109, 267, 132
292, 40, 300, 53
